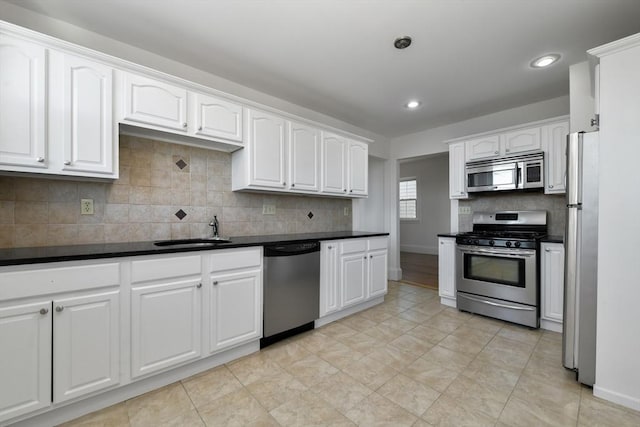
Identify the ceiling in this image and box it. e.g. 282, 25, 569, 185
7, 0, 640, 138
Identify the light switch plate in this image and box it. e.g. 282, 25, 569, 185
262, 204, 276, 215
458, 206, 471, 215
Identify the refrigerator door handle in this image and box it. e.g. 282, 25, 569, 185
566, 132, 583, 205
563, 206, 580, 370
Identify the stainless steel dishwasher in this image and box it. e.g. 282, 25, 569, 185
261, 241, 320, 348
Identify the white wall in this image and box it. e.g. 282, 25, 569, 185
592, 36, 640, 411
0, 1, 389, 159
384, 96, 570, 279
569, 61, 598, 133
353, 157, 386, 232
399, 154, 449, 255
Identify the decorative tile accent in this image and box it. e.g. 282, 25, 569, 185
307, 212, 314, 219
175, 209, 187, 220
175, 159, 188, 170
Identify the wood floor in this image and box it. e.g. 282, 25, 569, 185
400, 252, 438, 290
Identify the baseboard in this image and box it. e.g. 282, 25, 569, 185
593, 385, 640, 412
540, 318, 563, 333
440, 296, 456, 308
315, 296, 385, 327
400, 244, 438, 255
389, 267, 402, 281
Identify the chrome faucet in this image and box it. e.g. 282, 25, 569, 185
209, 216, 220, 238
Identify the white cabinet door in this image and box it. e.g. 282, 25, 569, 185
123, 73, 188, 132
209, 269, 261, 353
131, 279, 202, 378
247, 109, 286, 188
289, 121, 320, 192
322, 132, 347, 195
542, 121, 569, 194
192, 92, 242, 142
0, 34, 47, 170
501, 127, 541, 155
368, 249, 388, 298
438, 237, 456, 301
320, 242, 340, 317
53, 291, 119, 403
449, 142, 467, 199
59, 54, 115, 176
348, 140, 368, 196
0, 301, 51, 423
541, 243, 565, 323
340, 252, 367, 307
465, 135, 501, 161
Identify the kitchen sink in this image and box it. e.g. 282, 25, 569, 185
153, 237, 232, 246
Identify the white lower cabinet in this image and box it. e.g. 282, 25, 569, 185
320, 237, 388, 318
438, 237, 456, 306
0, 301, 52, 423
209, 269, 261, 353
541, 242, 565, 329
53, 291, 120, 403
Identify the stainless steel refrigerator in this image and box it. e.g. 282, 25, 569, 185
563, 131, 599, 386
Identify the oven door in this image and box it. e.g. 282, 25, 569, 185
456, 245, 537, 306
466, 162, 518, 192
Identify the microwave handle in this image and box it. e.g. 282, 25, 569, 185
515, 164, 521, 189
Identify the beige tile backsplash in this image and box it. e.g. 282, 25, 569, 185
0, 136, 352, 248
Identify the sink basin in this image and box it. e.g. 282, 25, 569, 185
154, 237, 232, 246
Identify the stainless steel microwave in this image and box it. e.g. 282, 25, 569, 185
465, 152, 544, 193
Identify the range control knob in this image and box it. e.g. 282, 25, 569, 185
489, 240, 495, 246
506, 241, 512, 248
474, 239, 480, 245
514, 241, 521, 248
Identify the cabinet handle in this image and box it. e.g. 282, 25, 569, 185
36, 157, 45, 163
350, 190, 353, 193
505, 148, 510, 152
183, 122, 187, 128
55, 305, 64, 312
283, 182, 286, 186
198, 126, 202, 131
545, 248, 551, 252
494, 151, 499, 154
197, 283, 202, 288
548, 185, 554, 189
343, 189, 347, 192
213, 280, 218, 285
64, 160, 71, 165
39, 308, 49, 315
369, 255, 373, 258
291, 183, 295, 187
363, 256, 367, 259
327, 245, 332, 249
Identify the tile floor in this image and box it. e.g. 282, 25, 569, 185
61, 281, 640, 427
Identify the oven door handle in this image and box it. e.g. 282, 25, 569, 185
458, 294, 536, 311
457, 246, 535, 257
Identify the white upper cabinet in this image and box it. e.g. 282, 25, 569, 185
191, 92, 242, 142
465, 135, 501, 161
0, 34, 47, 170
247, 108, 287, 189
348, 140, 368, 196
122, 72, 188, 132
55, 53, 115, 176
542, 121, 569, 194
289, 121, 320, 192
449, 142, 468, 199
500, 127, 541, 155
322, 132, 347, 195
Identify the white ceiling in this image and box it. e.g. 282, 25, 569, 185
8, 0, 640, 138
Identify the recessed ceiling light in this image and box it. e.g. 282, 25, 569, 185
531, 54, 561, 68
406, 100, 421, 109
394, 36, 412, 50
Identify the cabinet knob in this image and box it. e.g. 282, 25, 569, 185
505, 148, 510, 152
369, 255, 373, 258
39, 308, 49, 315
327, 245, 332, 249
440, 241, 444, 245
460, 191, 464, 195
291, 183, 295, 187
64, 160, 71, 165
183, 122, 188, 128
198, 126, 202, 131
213, 280, 218, 285
548, 185, 554, 189
350, 190, 353, 193
343, 189, 347, 192
494, 151, 499, 154
55, 305, 64, 312
197, 283, 202, 288
36, 157, 45, 163
283, 182, 286, 186
545, 248, 551, 252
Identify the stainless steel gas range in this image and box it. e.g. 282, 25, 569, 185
455, 211, 547, 328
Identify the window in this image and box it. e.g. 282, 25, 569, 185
399, 178, 417, 220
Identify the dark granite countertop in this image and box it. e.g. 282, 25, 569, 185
0, 231, 389, 267
437, 232, 459, 238
541, 235, 564, 244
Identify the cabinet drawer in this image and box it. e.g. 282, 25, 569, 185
131, 255, 201, 284
340, 239, 367, 255
209, 248, 261, 273
368, 237, 388, 251
0, 263, 120, 300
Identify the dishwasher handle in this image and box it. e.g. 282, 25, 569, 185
264, 241, 320, 257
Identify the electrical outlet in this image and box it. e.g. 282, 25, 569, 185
80, 199, 94, 215
262, 204, 276, 215
344, 207, 350, 216
458, 206, 472, 215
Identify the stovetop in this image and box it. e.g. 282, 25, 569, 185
455, 231, 546, 249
